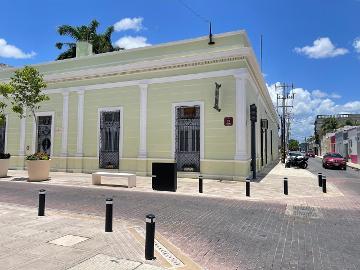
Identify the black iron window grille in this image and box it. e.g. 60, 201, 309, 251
175, 106, 200, 172
37, 116, 52, 155
0, 120, 6, 153
99, 110, 120, 169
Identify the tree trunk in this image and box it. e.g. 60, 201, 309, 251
32, 111, 38, 153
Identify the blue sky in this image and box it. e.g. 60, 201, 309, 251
0, 0, 359, 140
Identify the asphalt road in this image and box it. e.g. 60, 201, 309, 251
307, 157, 360, 196
0, 167, 359, 269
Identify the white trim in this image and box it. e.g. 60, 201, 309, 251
233, 71, 249, 160
45, 69, 240, 94
97, 107, 124, 165
43, 48, 247, 82
138, 84, 148, 158
32, 111, 55, 155
61, 91, 69, 156
171, 101, 204, 160
19, 109, 26, 156
76, 90, 84, 156
3, 114, 8, 153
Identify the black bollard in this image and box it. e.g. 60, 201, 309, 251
145, 214, 156, 260
38, 189, 46, 216
105, 198, 113, 232
246, 178, 250, 197
322, 176, 327, 193
318, 173, 322, 187
199, 175, 203, 193
284, 177, 288, 195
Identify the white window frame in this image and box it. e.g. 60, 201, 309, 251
32, 112, 55, 155
171, 101, 204, 160
97, 107, 124, 165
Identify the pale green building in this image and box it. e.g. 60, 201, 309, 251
0, 30, 278, 180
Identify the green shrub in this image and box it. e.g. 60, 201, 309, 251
26, 152, 50, 161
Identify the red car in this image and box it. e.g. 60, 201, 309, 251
322, 153, 347, 170
306, 151, 315, 157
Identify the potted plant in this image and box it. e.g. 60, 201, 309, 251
0, 66, 49, 181
0, 153, 11, 177
26, 152, 50, 181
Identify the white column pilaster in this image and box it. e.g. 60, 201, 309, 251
61, 91, 69, 156
138, 84, 148, 158
234, 71, 249, 161
19, 109, 26, 156
76, 90, 84, 156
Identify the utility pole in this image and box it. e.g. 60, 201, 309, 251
276, 83, 295, 163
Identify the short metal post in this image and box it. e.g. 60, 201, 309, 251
38, 189, 46, 216
322, 176, 327, 193
318, 173, 322, 187
246, 178, 250, 197
284, 177, 288, 195
145, 214, 156, 260
105, 198, 113, 232
199, 175, 203, 193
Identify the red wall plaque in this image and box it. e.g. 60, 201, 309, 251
224, 117, 233, 126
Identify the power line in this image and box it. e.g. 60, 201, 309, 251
176, 0, 210, 23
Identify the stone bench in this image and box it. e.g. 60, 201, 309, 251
92, 172, 136, 188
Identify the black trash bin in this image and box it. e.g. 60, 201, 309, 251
152, 163, 177, 192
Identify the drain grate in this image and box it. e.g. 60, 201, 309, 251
286, 205, 321, 219
134, 226, 184, 268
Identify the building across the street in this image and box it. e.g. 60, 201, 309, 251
314, 114, 360, 155
0, 30, 278, 180
320, 126, 360, 164
314, 114, 360, 137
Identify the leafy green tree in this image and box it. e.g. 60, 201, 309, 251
56, 19, 122, 60
7, 66, 48, 149
320, 117, 338, 136
0, 83, 13, 125
289, 139, 300, 151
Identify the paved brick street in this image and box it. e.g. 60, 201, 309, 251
0, 161, 359, 269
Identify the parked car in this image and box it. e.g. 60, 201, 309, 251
306, 151, 315, 157
285, 151, 308, 169
322, 153, 347, 170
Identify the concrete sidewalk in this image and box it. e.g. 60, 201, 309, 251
2, 162, 343, 202
0, 203, 196, 270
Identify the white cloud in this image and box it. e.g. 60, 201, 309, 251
114, 17, 144, 32
353, 37, 360, 53
267, 83, 360, 141
311, 89, 341, 99
0, 38, 36, 59
312, 89, 327, 98
114, 36, 150, 49
294, 37, 348, 59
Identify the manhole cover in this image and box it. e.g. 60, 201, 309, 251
134, 226, 184, 268
48, 234, 89, 247
286, 205, 321, 219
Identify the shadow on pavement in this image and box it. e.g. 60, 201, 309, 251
252, 160, 279, 183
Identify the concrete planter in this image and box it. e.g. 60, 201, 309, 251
0, 159, 10, 177
27, 159, 51, 182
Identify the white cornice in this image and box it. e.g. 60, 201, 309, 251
43, 48, 248, 83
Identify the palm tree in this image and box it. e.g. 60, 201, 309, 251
55, 20, 122, 60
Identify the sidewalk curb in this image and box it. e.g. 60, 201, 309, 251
129, 227, 202, 270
